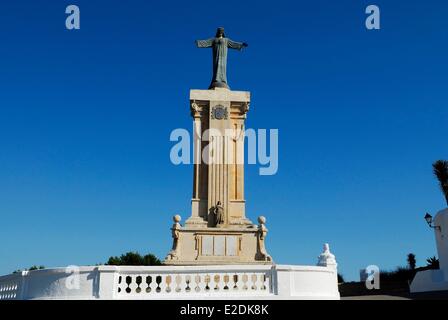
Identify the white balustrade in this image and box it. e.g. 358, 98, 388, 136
0, 272, 24, 300
114, 266, 271, 298
0, 264, 339, 300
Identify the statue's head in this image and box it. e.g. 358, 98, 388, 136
215, 27, 225, 38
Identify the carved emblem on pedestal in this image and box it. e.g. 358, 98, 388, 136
211, 105, 228, 120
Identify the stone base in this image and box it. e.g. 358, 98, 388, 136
184, 216, 208, 227
164, 226, 272, 265
209, 81, 229, 90
184, 217, 254, 228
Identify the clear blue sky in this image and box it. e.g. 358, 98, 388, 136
0, 0, 447, 281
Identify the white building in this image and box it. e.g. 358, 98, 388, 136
411, 208, 448, 293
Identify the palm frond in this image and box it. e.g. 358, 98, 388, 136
426, 256, 439, 269
433, 160, 448, 205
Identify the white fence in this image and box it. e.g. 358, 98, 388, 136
0, 273, 23, 300
116, 266, 272, 299
0, 264, 339, 300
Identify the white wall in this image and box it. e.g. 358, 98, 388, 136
0, 264, 340, 300
411, 208, 448, 293
434, 208, 448, 274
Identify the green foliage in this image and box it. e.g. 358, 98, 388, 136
380, 254, 420, 283
337, 273, 345, 283
13, 265, 45, 273
106, 251, 162, 266
407, 253, 416, 270
29, 265, 45, 271
433, 160, 448, 205
379, 254, 440, 284
426, 256, 440, 269
380, 267, 415, 283
142, 253, 162, 266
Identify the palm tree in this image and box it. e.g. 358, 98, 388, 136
433, 160, 448, 205
407, 253, 416, 270
426, 256, 439, 269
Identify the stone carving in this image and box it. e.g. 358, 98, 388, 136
165, 215, 182, 261
196, 27, 248, 89
211, 105, 228, 120
242, 102, 250, 114
212, 201, 225, 227
191, 100, 200, 112
190, 100, 202, 117
317, 243, 337, 269
257, 216, 272, 262
232, 124, 244, 142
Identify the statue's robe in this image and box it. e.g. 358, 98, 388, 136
196, 37, 245, 89
215, 205, 225, 226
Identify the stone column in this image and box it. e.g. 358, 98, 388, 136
187, 101, 207, 225
187, 88, 252, 227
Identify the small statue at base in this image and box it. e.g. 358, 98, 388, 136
257, 216, 272, 262
213, 201, 225, 227
165, 215, 182, 261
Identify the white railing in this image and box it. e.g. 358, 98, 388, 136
0, 264, 339, 300
0, 272, 25, 300
115, 266, 272, 298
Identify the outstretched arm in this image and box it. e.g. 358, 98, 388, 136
227, 39, 248, 50
196, 38, 213, 48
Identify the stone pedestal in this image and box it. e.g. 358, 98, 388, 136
165, 87, 272, 265
187, 88, 251, 227
165, 215, 272, 265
